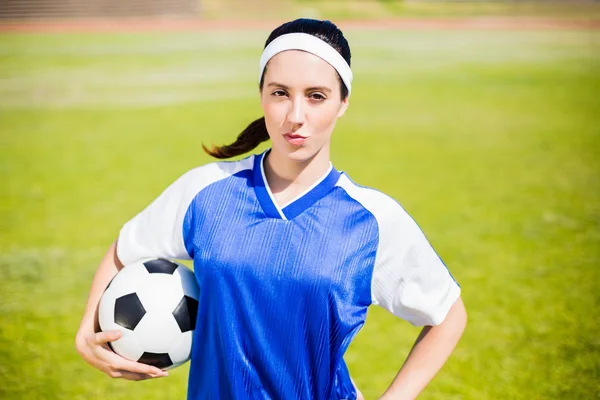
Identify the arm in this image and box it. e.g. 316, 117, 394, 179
75, 241, 168, 380
75, 167, 204, 380
75, 163, 243, 379
76, 240, 122, 335
379, 297, 467, 400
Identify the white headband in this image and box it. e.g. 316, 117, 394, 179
259, 33, 353, 95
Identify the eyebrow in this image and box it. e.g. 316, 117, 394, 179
267, 82, 332, 93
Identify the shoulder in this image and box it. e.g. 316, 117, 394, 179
172, 154, 256, 195
335, 173, 413, 229
143, 154, 256, 211
179, 154, 255, 185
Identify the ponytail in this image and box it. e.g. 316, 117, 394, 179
203, 117, 270, 159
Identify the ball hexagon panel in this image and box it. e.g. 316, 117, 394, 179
110, 329, 145, 362
98, 289, 117, 333
114, 293, 146, 331
98, 313, 145, 362
135, 311, 182, 354
168, 330, 193, 367
174, 265, 200, 299
106, 263, 149, 299
136, 274, 183, 314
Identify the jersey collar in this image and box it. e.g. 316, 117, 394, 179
253, 150, 341, 220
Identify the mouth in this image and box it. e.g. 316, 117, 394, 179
283, 133, 307, 145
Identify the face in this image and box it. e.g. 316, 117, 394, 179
260, 50, 349, 164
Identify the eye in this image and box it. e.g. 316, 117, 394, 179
272, 90, 288, 97
309, 92, 326, 101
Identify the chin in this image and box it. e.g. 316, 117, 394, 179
280, 145, 322, 163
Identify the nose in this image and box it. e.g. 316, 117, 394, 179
287, 97, 306, 126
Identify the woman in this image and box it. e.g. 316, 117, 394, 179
76, 18, 467, 400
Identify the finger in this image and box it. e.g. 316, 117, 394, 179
117, 370, 162, 381
107, 369, 123, 379
111, 355, 167, 376
94, 330, 122, 344
99, 343, 168, 377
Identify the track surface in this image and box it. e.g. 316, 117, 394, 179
1, 17, 599, 33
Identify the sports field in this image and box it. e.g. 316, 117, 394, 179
1, 22, 599, 400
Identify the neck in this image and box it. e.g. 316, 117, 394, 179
264, 146, 331, 198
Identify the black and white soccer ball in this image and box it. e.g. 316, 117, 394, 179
98, 258, 199, 370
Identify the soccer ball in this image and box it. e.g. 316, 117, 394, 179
98, 258, 199, 370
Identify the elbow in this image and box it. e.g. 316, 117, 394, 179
439, 296, 467, 333
453, 296, 468, 334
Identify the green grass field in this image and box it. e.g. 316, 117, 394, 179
202, 0, 600, 20
1, 26, 599, 399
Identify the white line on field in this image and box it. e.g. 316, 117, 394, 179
0, 87, 257, 109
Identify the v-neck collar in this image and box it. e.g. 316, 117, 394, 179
252, 150, 341, 220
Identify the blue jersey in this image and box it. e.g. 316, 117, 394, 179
117, 150, 460, 400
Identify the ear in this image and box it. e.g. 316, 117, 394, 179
337, 97, 350, 118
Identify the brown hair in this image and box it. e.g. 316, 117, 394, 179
202, 117, 268, 159
203, 18, 351, 159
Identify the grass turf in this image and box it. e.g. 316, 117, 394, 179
1, 28, 599, 399
202, 0, 600, 20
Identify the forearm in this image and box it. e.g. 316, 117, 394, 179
380, 297, 467, 400
76, 240, 124, 337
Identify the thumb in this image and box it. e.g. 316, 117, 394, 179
95, 330, 122, 344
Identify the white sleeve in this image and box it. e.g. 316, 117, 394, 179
116, 157, 254, 266
371, 201, 461, 326
336, 175, 460, 326
116, 169, 197, 266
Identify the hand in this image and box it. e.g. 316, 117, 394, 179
75, 330, 168, 381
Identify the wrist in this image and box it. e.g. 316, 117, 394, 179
379, 387, 416, 400
379, 394, 414, 400
76, 327, 91, 346
77, 318, 97, 339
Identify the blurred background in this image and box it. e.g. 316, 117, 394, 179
1, 1, 598, 399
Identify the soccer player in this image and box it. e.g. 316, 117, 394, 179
76, 18, 467, 400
